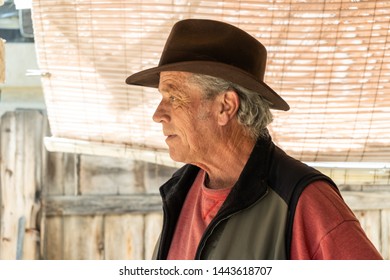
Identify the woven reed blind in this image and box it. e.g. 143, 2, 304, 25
31, 0, 390, 164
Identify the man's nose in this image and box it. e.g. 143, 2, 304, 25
152, 100, 170, 123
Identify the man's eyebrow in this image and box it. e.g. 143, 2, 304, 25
159, 82, 179, 93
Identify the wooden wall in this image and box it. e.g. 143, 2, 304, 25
42, 152, 171, 260
1, 110, 389, 259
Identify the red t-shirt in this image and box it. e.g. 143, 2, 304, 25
167, 170, 231, 260
291, 180, 382, 259
167, 170, 382, 260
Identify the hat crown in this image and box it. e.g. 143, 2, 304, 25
159, 19, 267, 81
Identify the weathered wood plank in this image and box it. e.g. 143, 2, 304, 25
22, 229, 40, 260
144, 162, 176, 194
318, 167, 390, 186
104, 214, 144, 259
62, 215, 104, 259
354, 210, 382, 253
341, 191, 390, 211
79, 155, 145, 195
0, 110, 44, 259
0, 111, 17, 259
44, 152, 78, 196
381, 210, 390, 260
43, 191, 390, 217
144, 213, 163, 260
43, 216, 64, 260
44, 194, 162, 216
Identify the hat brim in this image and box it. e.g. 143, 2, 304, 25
126, 61, 290, 111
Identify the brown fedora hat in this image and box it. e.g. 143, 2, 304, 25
126, 19, 289, 111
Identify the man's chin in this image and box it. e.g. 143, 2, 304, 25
168, 153, 183, 163
168, 149, 187, 164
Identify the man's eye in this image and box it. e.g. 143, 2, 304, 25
169, 95, 176, 102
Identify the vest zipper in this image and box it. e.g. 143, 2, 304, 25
195, 187, 269, 259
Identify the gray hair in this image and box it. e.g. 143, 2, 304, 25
189, 73, 273, 139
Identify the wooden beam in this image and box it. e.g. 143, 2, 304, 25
43, 194, 162, 216
341, 191, 390, 211
43, 191, 390, 216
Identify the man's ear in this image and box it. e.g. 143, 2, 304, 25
218, 90, 240, 126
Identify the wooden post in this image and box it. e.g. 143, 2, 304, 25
0, 38, 5, 84
0, 110, 46, 259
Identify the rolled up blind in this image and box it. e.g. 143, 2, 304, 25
31, 0, 390, 164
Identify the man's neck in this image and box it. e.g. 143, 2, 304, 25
194, 134, 256, 190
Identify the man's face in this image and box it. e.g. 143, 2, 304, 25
153, 71, 219, 164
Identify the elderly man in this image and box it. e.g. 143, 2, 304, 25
126, 19, 382, 260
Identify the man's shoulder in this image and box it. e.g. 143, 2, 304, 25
268, 145, 337, 203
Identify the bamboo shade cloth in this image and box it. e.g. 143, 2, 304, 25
31, 0, 390, 163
